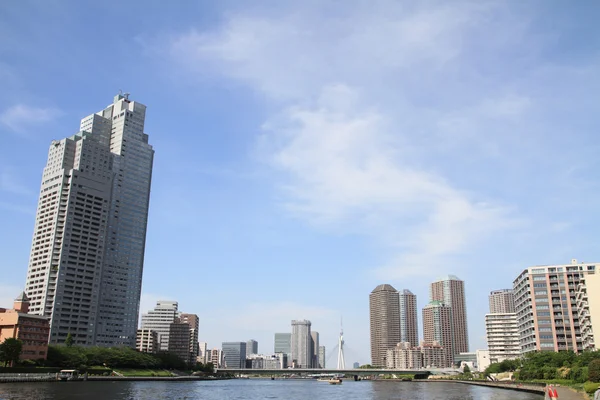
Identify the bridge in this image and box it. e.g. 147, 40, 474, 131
214, 368, 447, 377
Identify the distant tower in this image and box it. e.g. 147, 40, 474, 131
430, 275, 469, 356
337, 319, 345, 369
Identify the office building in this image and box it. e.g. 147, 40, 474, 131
180, 313, 199, 362
274, 332, 291, 360
399, 289, 419, 347
319, 346, 326, 368
430, 275, 469, 356
577, 273, 600, 350
222, 342, 247, 369
291, 320, 312, 368
0, 292, 50, 362
136, 328, 158, 353
140, 301, 179, 351
23, 94, 154, 347
489, 289, 515, 314
369, 284, 400, 367
386, 342, 422, 369
422, 301, 453, 366
198, 341, 208, 364
169, 321, 192, 364
311, 331, 319, 368
246, 339, 258, 357
353, 362, 360, 368
247, 353, 287, 369
514, 259, 597, 353
209, 348, 223, 368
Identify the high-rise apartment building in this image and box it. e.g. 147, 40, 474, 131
311, 331, 319, 368
168, 321, 192, 363
140, 301, 179, 351
514, 259, 597, 353
318, 345, 326, 368
399, 289, 419, 347
180, 313, 199, 362
430, 275, 469, 356
489, 289, 515, 314
291, 320, 312, 368
485, 289, 519, 363
222, 342, 247, 369
136, 328, 158, 353
422, 301, 453, 367
23, 93, 154, 347
386, 342, 422, 370
577, 273, 600, 350
246, 339, 258, 357
369, 284, 400, 367
274, 332, 291, 360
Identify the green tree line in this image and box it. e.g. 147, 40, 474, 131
485, 350, 600, 383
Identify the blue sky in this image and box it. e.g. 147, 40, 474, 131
1, 1, 600, 364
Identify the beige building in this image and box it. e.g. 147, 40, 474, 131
399, 290, 419, 347
421, 341, 449, 368
430, 276, 469, 357
136, 328, 158, 353
369, 284, 400, 367
514, 259, 597, 353
489, 289, 515, 314
386, 342, 422, 369
422, 301, 453, 366
180, 313, 199, 362
577, 273, 600, 350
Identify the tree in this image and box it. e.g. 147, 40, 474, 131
0, 338, 23, 367
588, 359, 600, 383
65, 333, 74, 347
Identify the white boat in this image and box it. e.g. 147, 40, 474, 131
328, 378, 342, 385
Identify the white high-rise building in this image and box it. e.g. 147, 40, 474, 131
23, 93, 154, 346
291, 320, 312, 368
485, 289, 520, 363
140, 301, 179, 351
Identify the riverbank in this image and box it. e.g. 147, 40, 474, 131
0, 373, 231, 383
424, 379, 546, 395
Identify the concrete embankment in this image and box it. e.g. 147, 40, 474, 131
0, 374, 228, 383
426, 379, 546, 395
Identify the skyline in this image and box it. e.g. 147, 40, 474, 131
1, 1, 600, 364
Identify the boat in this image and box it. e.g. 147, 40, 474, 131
328, 378, 343, 385
58, 370, 80, 381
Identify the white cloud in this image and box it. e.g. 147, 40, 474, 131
0, 104, 61, 134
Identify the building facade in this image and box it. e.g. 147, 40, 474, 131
386, 342, 422, 370
489, 289, 515, 314
198, 341, 208, 364
311, 331, 319, 368
430, 275, 469, 356
421, 342, 449, 368
422, 301, 453, 366
399, 289, 419, 347
140, 301, 179, 351
318, 345, 326, 368
136, 328, 158, 353
222, 342, 247, 369
180, 313, 199, 362
291, 320, 312, 368
246, 339, 258, 357
369, 284, 400, 367
168, 321, 193, 364
514, 259, 597, 353
0, 293, 50, 361
247, 353, 287, 369
23, 94, 154, 347
576, 272, 600, 350
209, 348, 223, 368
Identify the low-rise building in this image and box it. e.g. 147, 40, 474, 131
386, 342, 422, 369
136, 329, 158, 353
0, 292, 50, 362
246, 353, 287, 369
421, 341, 449, 368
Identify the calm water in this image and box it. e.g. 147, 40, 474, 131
0, 379, 543, 400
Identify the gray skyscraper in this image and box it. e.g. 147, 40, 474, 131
369, 284, 400, 367
291, 320, 312, 368
318, 345, 326, 368
24, 93, 154, 346
311, 331, 319, 368
274, 333, 291, 361
246, 339, 258, 357
222, 342, 247, 369
399, 289, 419, 347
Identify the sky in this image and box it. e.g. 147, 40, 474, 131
1, 1, 600, 365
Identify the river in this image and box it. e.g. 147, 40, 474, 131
0, 379, 543, 400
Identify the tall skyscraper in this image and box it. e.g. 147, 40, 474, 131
310, 331, 319, 368
318, 345, 326, 368
489, 289, 515, 314
23, 93, 154, 346
514, 259, 597, 353
422, 301, 453, 367
140, 301, 179, 351
369, 284, 400, 367
399, 289, 419, 347
246, 339, 258, 357
274, 332, 291, 360
430, 275, 469, 356
222, 342, 246, 368
485, 289, 519, 363
291, 320, 312, 368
